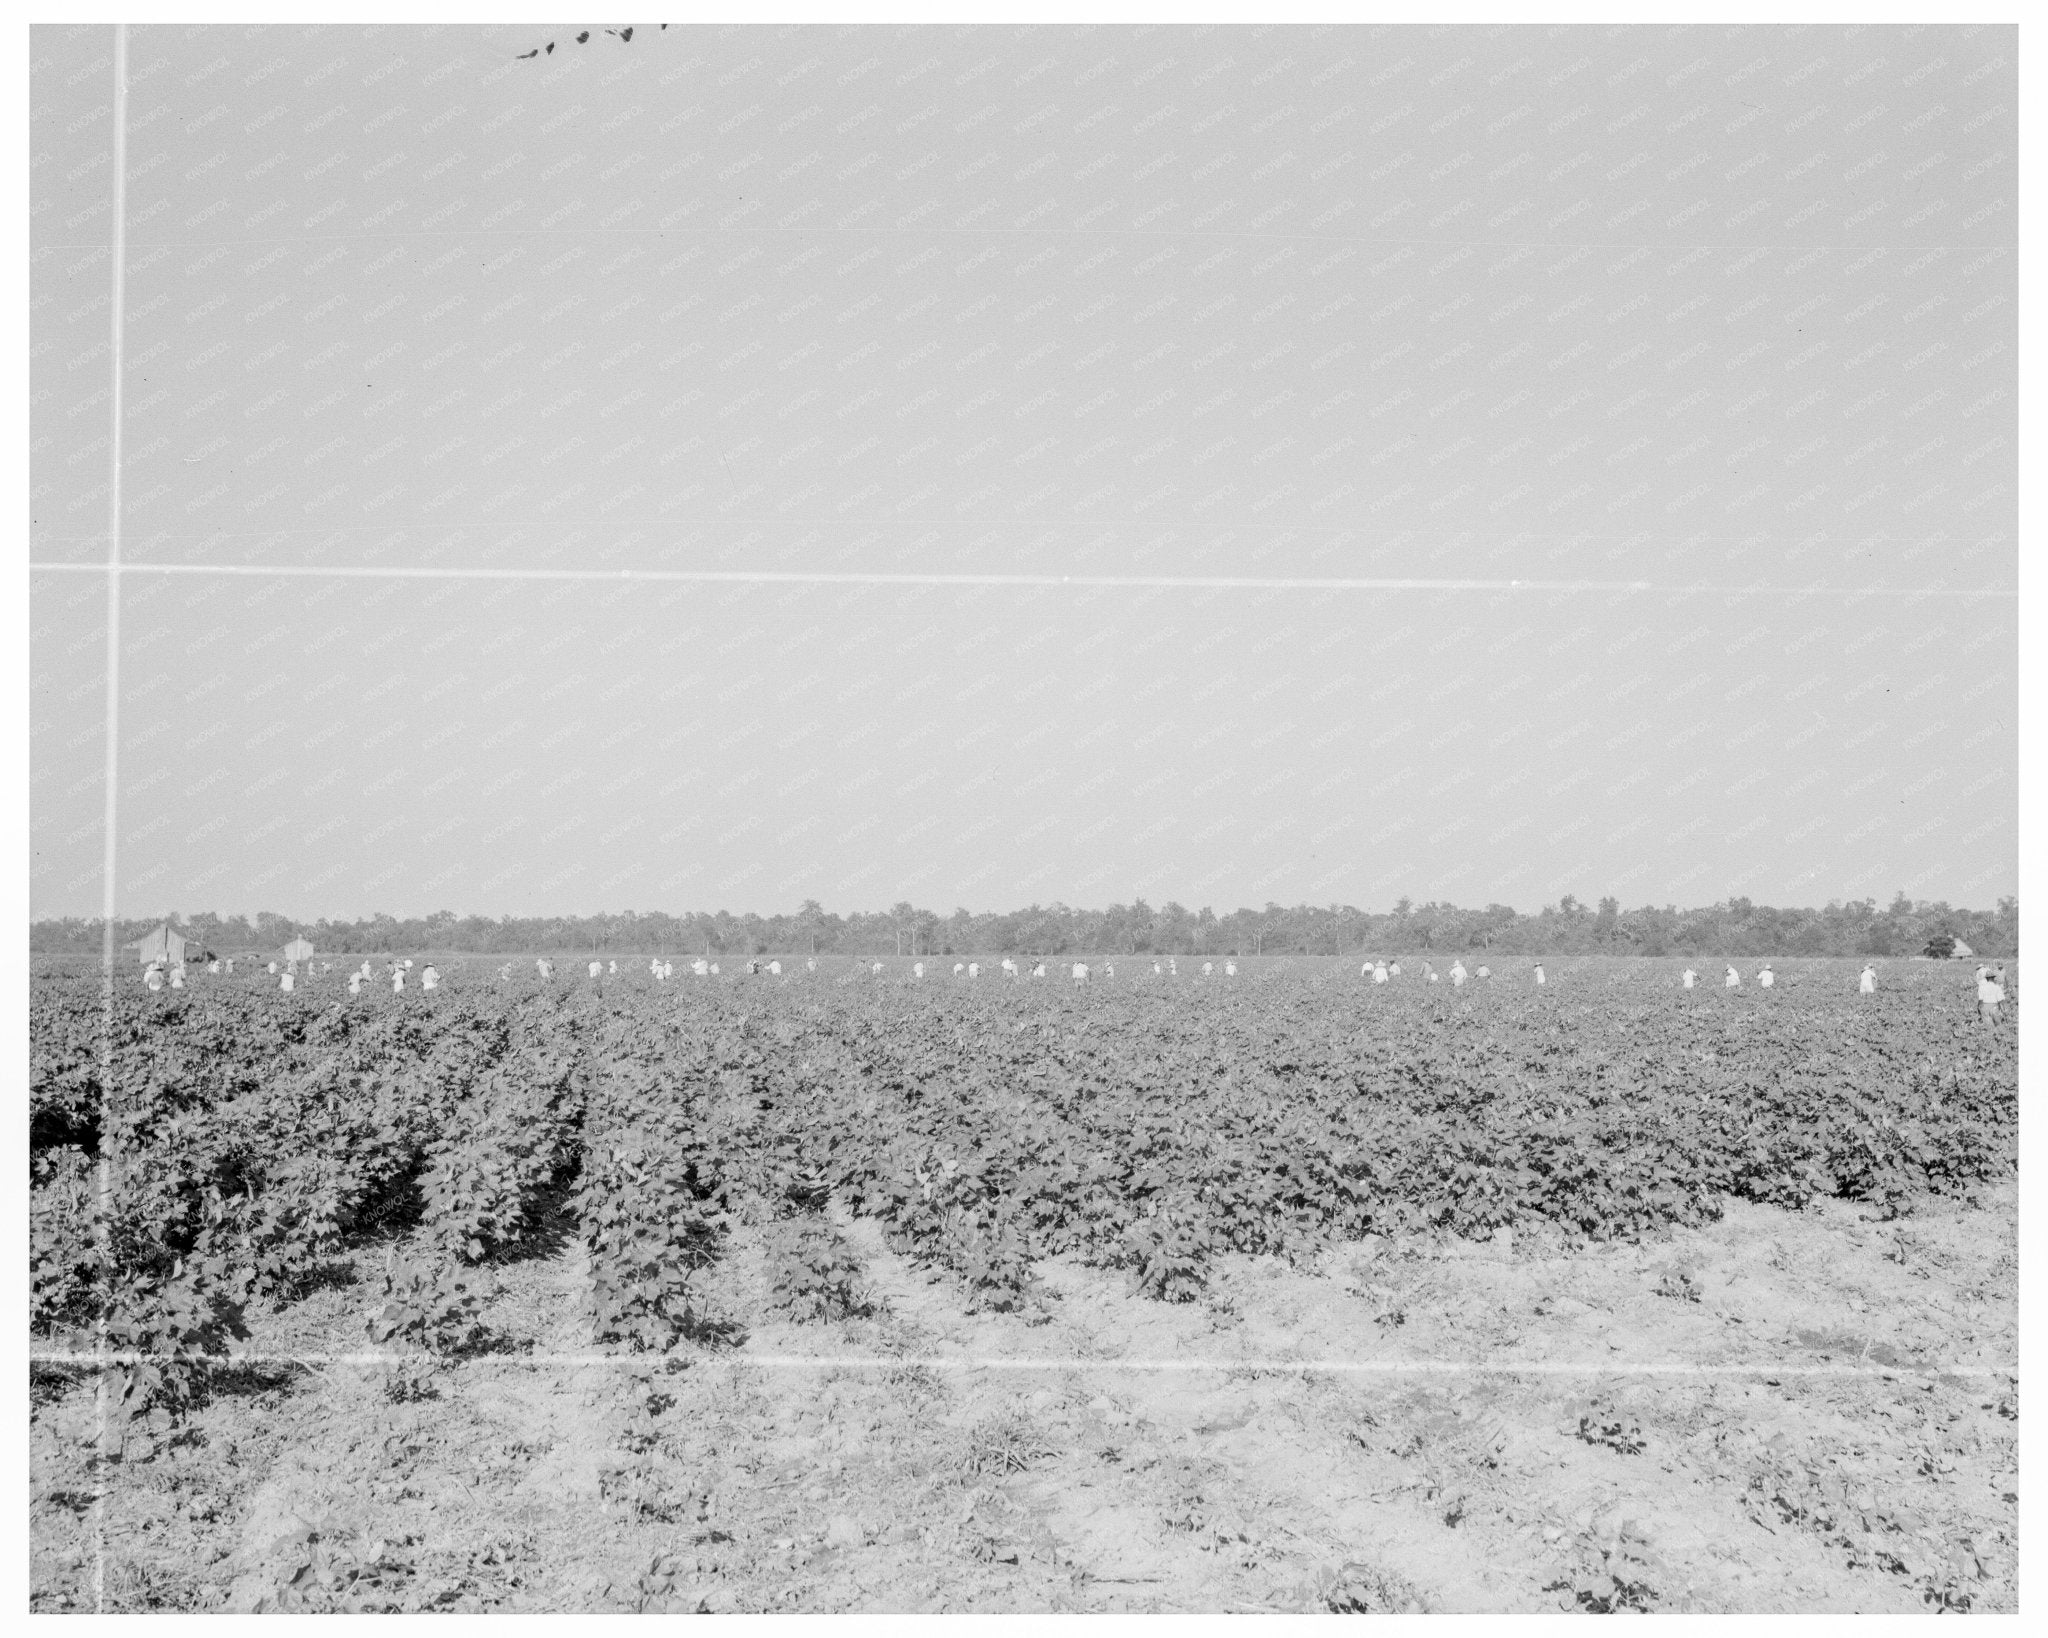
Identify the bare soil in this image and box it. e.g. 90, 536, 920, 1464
31, 1182, 2017, 1613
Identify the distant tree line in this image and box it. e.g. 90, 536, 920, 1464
31, 893, 2018, 961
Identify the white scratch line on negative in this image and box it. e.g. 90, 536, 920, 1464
28, 1351, 2013, 1378
24, 561, 2019, 597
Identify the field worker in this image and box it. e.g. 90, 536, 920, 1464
1157, 962, 1165, 976
144, 963, 163, 991
589, 960, 602, 979
871, 962, 883, 976
1373, 962, 1389, 984
608, 960, 617, 976
1225, 961, 1238, 977
1725, 966, 1740, 989
280, 971, 294, 993
1106, 964, 1115, 978
968, 963, 979, 978
538, 959, 553, 979
1532, 963, 1545, 986
267, 961, 278, 975
769, 960, 782, 975
1477, 965, 1491, 979
422, 966, 439, 991
1425, 963, 1439, 984
225, 959, 234, 973
1002, 958, 1018, 977
169, 967, 185, 989
1450, 960, 1467, 987
1758, 963, 1775, 989
1202, 962, 1213, 976
914, 962, 925, 979
392, 968, 405, 993
1976, 964, 2006, 1026
710, 963, 720, 974
1034, 963, 1047, 979
208, 959, 221, 975
348, 971, 363, 995
807, 958, 817, 973
954, 963, 964, 977
1860, 964, 1876, 994
1389, 962, 1401, 977
1169, 958, 1179, 976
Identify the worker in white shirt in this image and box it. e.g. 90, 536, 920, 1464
1859, 964, 1876, 994
1725, 966, 1741, 989
1682, 968, 1696, 989
1758, 963, 1775, 989
1450, 960, 1467, 987
1532, 963, 1545, 986
1976, 963, 2007, 1026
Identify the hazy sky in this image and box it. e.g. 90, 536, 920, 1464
30, 22, 2017, 921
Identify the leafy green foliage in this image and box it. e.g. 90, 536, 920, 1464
766, 1222, 869, 1323
29, 960, 2020, 1403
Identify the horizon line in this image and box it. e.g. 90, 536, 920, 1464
31, 897, 2017, 927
